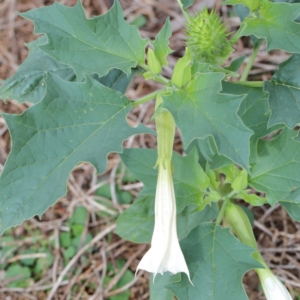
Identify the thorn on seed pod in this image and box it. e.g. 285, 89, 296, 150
186, 8, 234, 65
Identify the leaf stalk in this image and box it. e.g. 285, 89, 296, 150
175, 0, 191, 20
138, 63, 171, 85
230, 81, 263, 88
131, 88, 167, 107
215, 201, 227, 225
240, 40, 263, 81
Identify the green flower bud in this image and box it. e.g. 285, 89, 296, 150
186, 8, 233, 65
171, 48, 191, 88
225, 202, 258, 250
148, 48, 162, 75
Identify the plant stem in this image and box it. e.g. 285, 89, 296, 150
215, 201, 227, 225
226, 190, 238, 199
230, 81, 263, 88
240, 40, 263, 81
175, 0, 190, 20
131, 89, 166, 107
138, 63, 171, 86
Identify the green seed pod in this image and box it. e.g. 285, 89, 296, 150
186, 8, 233, 65
148, 48, 162, 75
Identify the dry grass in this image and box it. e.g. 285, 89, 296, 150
0, 0, 299, 299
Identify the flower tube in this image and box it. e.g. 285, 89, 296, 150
256, 268, 293, 300
225, 202, 293, 300
136, 95, 191, 281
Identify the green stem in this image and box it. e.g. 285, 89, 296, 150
131, 89, 166, 107
138, 63, 171, 86
225, 190, 237, 199
175, 0, 190, 20
215, 201, 227, 225
230, 81, 264, 88
240, 40, 263, 81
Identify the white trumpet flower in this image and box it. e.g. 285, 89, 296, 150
136, 162, 191, 280
256, 268, 293, 300
137, 96, 191, 282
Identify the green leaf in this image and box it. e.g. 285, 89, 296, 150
92, 68, 138, 94
60, 232, 72, 248
273, 0, 300, 3
115, 148, 217, 243
264, 54, 300, 129
152, 18, 172, 67
163, 73, 253, 170
222, 82, 281, 163
235, 190, 267, 206
180, 0, 195, 9
233, 5, 262, 47
0, 36, 75, 104
225, 55, 246, 72
176, 204, 218, 238
5, 264, 32, 288
166, 223, 261, 300
20, 249, 38, 266
249, 128, 300, 204
109, 270, 133, 300
150, 273, 180, 300
0, 74, 151, 234
219, 164, 248, 192
186, 136, 232, 170
69, 206, 87, 225
223, 0, 261, 11
0, 34, 137, 104
21, 1, 147, 81
239, 1, 300, 53
280, 187, 300, 221
106, 260, 134, 300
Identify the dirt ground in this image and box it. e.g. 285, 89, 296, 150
0, 0, 300, 299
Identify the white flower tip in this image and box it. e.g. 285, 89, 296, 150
256, 268, 293, 300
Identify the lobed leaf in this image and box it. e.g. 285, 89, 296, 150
21, 1, 147, 81
249, 128, 300, 205
265, 54, 300, 129
233, 5, 262, 47
239, 1, 300, 53
222, 83, 282, 163
162, 73, 253, 170
92, 68, 138, 94
186, 136, 232, 170
0, 36, 75, 104
166, 223, 261, 300
0, 34, 137, 104
280, 187, 300, 222
0, 74, 151, 233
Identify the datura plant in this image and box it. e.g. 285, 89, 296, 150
1, 0, 300, 299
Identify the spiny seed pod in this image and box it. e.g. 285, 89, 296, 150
186, 8, 233, 65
